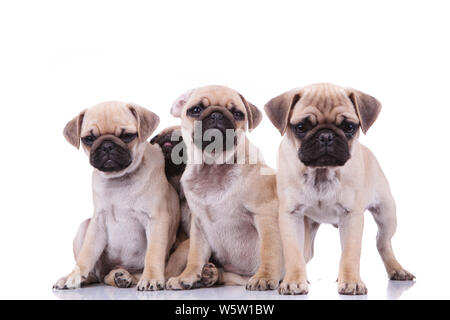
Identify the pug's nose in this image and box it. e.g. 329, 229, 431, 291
209, 112, 224, 120
101, 141, 115, 152
318, 131, 335, 145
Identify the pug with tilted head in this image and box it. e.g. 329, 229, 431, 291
264, 83, 415, 295
53, 101, 180, 291
165, 85, 284, 291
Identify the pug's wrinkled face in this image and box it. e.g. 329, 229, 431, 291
185, 94, 245, 153
288, 87, 360, 167
64, 101, 159, 174
171, 85, 262, 160
81, 104, 139, 172
265, 83, 381, 168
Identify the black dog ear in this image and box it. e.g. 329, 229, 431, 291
347, 89, 382, 134
264, 89, 302, 135
149, 134, 159, 145
63, 110, 86, 149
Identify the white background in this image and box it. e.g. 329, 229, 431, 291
0, 0, 448, 299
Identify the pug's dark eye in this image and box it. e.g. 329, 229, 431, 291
81, 134, 97, 146
341, 121, 358, 136
120, 132, 138, 143
293, 120, 312, 137
187, 104, 203, 118
233, 111, 244, 120
297, 123, 306, 132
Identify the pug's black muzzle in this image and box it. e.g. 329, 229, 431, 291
90, 136, 132, 172
193, 108, 236, 151
298, 128, 350, 167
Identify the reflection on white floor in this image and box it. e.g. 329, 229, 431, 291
53, 279, 416, 300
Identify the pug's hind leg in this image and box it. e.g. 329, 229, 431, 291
369, 197, 415, 281
104, 268, 138, 288
304, 217, 320, 264
54, 218, 105, 290
70, 219, 100, 285
221, 271, 249, 286
73, 219, 90, 260
165, 239, 190, 279
200, 263, 248, 287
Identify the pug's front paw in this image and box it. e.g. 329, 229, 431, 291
246, 274, 279, 291
278, 279, 309, 295
166, 272, 201, 290
136, 277, 165, 291
53, 266, 83, 290
337, 277, 368, 295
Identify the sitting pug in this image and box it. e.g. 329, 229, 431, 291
108, 125, 215, 286
53, 101, 180, 291
264, 83, 415, 295
149, 126, 222, 288
166, 85, 284, 291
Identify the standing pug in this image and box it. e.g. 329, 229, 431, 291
166, 85, 283, 290
53, 101, 180, 291
264, 83, 415, 295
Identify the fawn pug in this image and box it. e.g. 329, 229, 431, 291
265, 83, 415, 295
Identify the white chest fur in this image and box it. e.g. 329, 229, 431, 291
293, 168, 353, 226
89, 154, 157, 273
182, 164, 240, 209
181, 164, 260, 275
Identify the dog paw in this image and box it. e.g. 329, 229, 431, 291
105, 268, 135, 288
200, 263, 219, 287
136, 277, 165, 291
166, 273, 201, 290
53, 266, 83, 290
389, 269, 415, 281
278, 279, 309, 295
246, 274, 278, 291
337, 278, 368, 295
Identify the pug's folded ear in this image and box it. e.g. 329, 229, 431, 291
63, 110, 86, 149
239, 94, 262, 131
171, 89, 194, 118
347, 89, 382, 134
127, 104, 160, 142
264, 89, 302, 135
